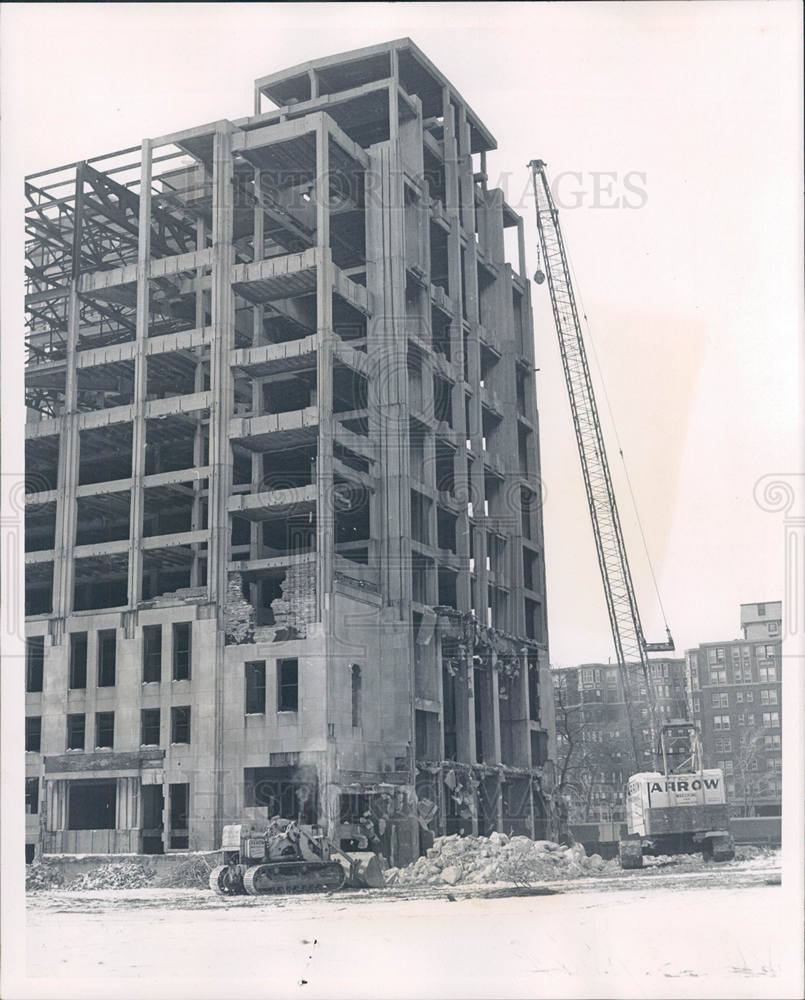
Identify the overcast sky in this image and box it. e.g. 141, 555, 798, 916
3, 2, 802, 665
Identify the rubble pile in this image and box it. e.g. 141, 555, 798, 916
384, 833, 612, 888
734, 844, 775, 861
26, 861, 65, 892
66, 863, 154, 891
152, 856, 213, 888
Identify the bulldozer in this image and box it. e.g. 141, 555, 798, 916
208, 817, 385, 896
618, 722, 735, 868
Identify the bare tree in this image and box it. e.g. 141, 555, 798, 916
553, 673, 584, 792
733, 727, 770, 817
553, 672, 628, 822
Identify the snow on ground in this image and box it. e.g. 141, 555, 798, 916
18, 851, 795, 999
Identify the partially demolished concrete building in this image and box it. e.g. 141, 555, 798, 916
24, 39, 556, 865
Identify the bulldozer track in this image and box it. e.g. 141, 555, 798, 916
209, 865, 245, 896
242, 861, 346, 895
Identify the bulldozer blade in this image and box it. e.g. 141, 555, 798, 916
336, 852, 385, 889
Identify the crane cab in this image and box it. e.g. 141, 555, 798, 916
619, 724, 735, 868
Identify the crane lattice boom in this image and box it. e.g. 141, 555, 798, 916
529, 159, 673, 772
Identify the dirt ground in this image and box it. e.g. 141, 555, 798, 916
16, 850, 799, 998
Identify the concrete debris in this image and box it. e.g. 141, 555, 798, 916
384, 834, 615, 887
734, 844, 775, 861
440, 865, 462, 885
26, 861, 65, 892
66, 863, 154, 891
152, 856, 213, 888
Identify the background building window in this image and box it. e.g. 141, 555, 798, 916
277, 658, 298, 712
245, 661, 266, 714
171, 706, 191, 744
26, 637, 44, 693
172, 623, 192, 681
69, 632, 88, 689
95, 711, 114, 749
97, 630, 116, 687
713, 714, 730, 730
141, 708, 161, 746
67, 713, 86, 750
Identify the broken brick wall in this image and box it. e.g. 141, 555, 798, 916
225, 572, 255, 644
271, 561, 317, 637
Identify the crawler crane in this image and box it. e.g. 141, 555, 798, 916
529, 160, 734, 866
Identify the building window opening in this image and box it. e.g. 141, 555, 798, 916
26, 777, 39, 815
245, 767, 317, 825
171, 706, 191, 744
143, 625, 162, 683
26, 636, 44, 692
531, 729, 549, 766
140, 708, 161, 746
438, 566, 458, 609
97, 629, 116, 687
68, 778, 116, 830
169, 783, 189, 849
95, 711, 114, 749
67, 713, 86, 751
351, 664, 362, 728
172, 622, 192, 681
277, 658, 299, 712
69, 632, 88, 689
528, 654, 540, 722
25, 716, 41, 752
245, 660, 267, 714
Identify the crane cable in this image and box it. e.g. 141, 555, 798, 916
558, 218, 671, 634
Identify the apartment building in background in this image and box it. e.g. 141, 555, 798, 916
24, 39, 556, 863
686, 601, 783, 817
552, 659, 687, 822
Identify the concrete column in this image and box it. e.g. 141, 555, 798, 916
189, 214, 209, 588
126, 140, 153, 608
50, 282, 80, 626
249, 168, 264, 567
207, 124, 235, 845
316, 121, 333, 613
